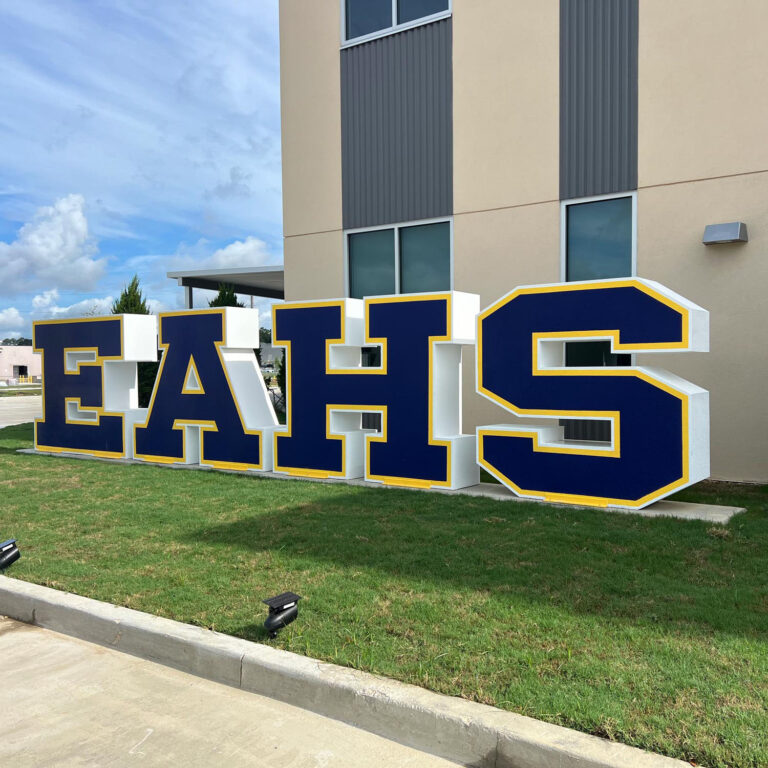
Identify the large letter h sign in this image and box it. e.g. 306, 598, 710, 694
271, 293, 480, 490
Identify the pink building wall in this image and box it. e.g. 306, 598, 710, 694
0, 346, 42, 382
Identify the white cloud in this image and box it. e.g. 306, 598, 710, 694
32, 288, 59, 310
0, 307, 24, 339
30, 290, 113, 319
28, 292, 170, 323
156, 235, 282, 322
0, 195, 105, 295
45, 296, 114, 318
0, 307, 24, 341
147, 298, 171, 314
0, 307, 24, 329
0, 1, 282, 241
207, 236, 279, 269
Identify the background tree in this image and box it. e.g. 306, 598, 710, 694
206, 285, 268, 369
258, 326, 273, 372
111, 275, 149, 314
276, 352, 286, 397
2, 337, 32, 346
111, 275, 156, 407
208, 283, 244, 308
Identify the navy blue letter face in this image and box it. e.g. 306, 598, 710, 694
134, 310, 269, 471
35, 317, 129, 458
273, 294, 476, 489
477, 279, 709, 509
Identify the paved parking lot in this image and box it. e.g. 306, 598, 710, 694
0, 396, 41, 428
0, 618, 460, 768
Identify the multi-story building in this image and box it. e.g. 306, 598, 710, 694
279, 0, 768, 483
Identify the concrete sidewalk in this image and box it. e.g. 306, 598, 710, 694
0, 617, 459, 768
0, 395, 41, 428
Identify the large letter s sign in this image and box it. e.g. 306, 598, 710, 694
477, 279, 709, 509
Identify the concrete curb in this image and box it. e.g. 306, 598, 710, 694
0, 577, 689, 768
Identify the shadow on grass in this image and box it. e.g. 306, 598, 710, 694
184, 484, 768, 639
0, 422, 34, 455
5, 420, 767, 640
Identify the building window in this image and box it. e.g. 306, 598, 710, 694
561, 193, 635, 442
564, 194, 634, 282
399, 221, 451, 293
344, 0, 450, 45
347, 219, 452, 298
348, 228, 396, 299
345, 0, 392, 40
398, 0, 449, 24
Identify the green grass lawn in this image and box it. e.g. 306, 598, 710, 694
1, 422, 766, 767
0, 389, 41, 397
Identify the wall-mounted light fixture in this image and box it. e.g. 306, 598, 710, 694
703, 222, 748, 245
0, 539, 20, 572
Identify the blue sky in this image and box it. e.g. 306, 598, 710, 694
0, 0, 282, 338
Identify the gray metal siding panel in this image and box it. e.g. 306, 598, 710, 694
341, 19, 452, 230
560, 0, 638, 200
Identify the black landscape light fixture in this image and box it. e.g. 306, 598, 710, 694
263, 591, 302, 638
0, 539, 20, 572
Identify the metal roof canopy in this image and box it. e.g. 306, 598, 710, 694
167, 266, 285, 301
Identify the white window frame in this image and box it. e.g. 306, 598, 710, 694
344, 216, 454, 298
559, 191, 638, 282
341, 0, 452, 49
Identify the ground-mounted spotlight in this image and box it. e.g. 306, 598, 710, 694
263, 592, 302, 638
0, 539, 20, 572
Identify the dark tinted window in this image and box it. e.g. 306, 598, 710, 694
348, 229, 396, 298
565, 341, 631, 367
566, 197, 632, 281
346, 0, 392, 39
398, 0, 449, 24
399, 222, 451, 293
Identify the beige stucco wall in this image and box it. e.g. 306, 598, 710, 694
637, 173, 768, 482
452, 0, 560, 435
639, 0, 768, 186
638, 0, 768, 480
284, 230, 345, 301
454, 202, 561, 432
279, 0, 767, 481
453, 0, 559, 214
280, 0, 342, 240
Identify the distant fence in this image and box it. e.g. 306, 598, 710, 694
268, 388, 284, 412
0, 376, 41, 387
